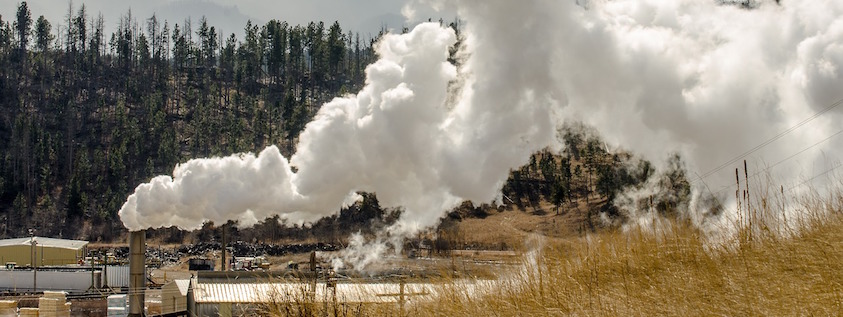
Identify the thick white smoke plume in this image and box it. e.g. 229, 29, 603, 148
120, 18, 557, 235
122, 0, 843, 262
538, 0, 843, 192
422, 0, 843, 224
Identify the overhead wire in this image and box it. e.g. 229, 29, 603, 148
707, 126, 843, 195
787, 161, 843, 192
693, 97, 843, 183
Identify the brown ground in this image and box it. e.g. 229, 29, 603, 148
455, 198, 606, 250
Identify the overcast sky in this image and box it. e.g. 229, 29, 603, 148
0, 0, 454, 41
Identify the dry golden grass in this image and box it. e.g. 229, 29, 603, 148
454, 199, 601, 249
267, 186, 843, 316
267, 215, 843, 316
415, 191, 843, 316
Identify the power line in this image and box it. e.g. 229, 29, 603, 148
767, 128, 843, 172
694, 97, 843, 183
708, 126, 843, 195
787, 161, 843, 192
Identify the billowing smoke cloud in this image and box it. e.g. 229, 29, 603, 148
120, 17, 558, 234
539, 0, 843, 193
426, 0, 843, 220
122, 0, 843, 255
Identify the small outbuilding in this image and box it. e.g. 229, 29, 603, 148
162, 279, 190, 315
0, 236, 88, 266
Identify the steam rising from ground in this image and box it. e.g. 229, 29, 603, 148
121, 0, 843, 268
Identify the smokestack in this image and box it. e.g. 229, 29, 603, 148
129, 231, 146, 317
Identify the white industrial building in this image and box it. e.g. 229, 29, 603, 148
153, 271, 439, 317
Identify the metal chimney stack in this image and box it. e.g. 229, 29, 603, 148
129, 231, 146, 317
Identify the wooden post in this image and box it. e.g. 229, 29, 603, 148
399, 278, 405, 314
310, 251, 317, 301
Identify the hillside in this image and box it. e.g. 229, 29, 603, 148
0, 3, 691, 243
0, 3, 387, 240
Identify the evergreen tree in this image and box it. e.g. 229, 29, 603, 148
14, 2, 31, 52
33, 15, 51, 52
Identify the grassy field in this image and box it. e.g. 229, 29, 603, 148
416, 187, 843, 316
265, 185, 843, 316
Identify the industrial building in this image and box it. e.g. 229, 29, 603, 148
121, 231, 457, 317
0, 236, 135, 292
0, 236, 88, 266
154, 271, 435, 316
161, 279, 189, 315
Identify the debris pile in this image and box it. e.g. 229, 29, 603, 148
92, 241, 340, 265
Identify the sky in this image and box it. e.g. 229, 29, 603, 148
0, 0, 453, 41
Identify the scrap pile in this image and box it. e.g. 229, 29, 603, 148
92, 241, 342, 266
174, 241, 340, 257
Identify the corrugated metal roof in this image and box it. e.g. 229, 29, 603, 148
194, 282, 308, 303
163, 279, 191, 296
0, 237, 88, 250
193, 282, 436, 304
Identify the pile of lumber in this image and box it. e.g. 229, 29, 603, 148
38, 292, 70, 317
0, 300, 16, 317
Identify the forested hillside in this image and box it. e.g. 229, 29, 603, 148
0, 2, 691, 242
0, 2, 395, 239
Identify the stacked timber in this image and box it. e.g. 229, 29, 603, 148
0, 300, 15, 317
18, 308, 39, 317
38, 292, 70, 317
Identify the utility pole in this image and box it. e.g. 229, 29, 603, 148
29, 228, 36, 292
221, 225, 226, 271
